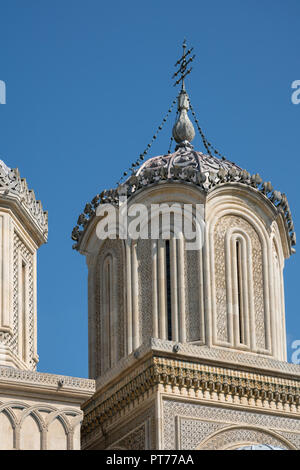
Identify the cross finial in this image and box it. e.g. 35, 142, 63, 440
172, 39, 195, 90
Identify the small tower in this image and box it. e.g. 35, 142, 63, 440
73, 43, 300, 450
0, 160, 48, 370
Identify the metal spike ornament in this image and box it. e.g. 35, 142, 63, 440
172, 40, 196, 145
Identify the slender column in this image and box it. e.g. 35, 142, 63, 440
241, 239, 250, 347
131, 241, 139, 350
15, 425, 20, 450
158, 239, 167, 339
0, 214, 12, 331
0, 215, 3, 328
67, 430, 74, 450
231, 238, 241, 347
178, 235, 186, 342
263, 243, 272, 353
170, 238, 179, 342
41, 427, 47, 450
225, 235, 234, 346
87, 255, 97, 378
101, 259, 110, 371
204, 222, 214, 347
280, 266, 287, 361
152, 240, 158, 337
32, 251, 38, 364
126, 241, 133, 354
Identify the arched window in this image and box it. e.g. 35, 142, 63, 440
235, 239, 245, 345
101, 254, 116, 373
224, 231, 251, 349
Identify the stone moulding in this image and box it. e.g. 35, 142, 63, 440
72, 160, 295, 255
0, 166, 48, 243
81, 341, 300, 438
0, 366, 95, 394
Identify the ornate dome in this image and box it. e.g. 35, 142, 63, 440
72, 140, 296, 254
136, 141, 242, 180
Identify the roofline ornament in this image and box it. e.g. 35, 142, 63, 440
0, 163, 48, 243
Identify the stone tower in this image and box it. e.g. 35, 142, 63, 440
0, 160, 94, 450
0, 161, 48, 370
73, 47, 300, 450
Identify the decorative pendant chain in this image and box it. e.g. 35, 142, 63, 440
116, 95, 179, 186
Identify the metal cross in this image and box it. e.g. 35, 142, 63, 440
172, 39, 195, 89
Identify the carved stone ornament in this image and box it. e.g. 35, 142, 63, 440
72, 145, 295, 254
0, 160, 48, 242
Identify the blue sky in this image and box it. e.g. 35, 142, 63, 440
0, 0, 299, 377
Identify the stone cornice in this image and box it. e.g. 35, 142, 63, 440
81, 340, 300, 437
0, 366, 95, 399
0, 168, 48, 245
149, 339, 300, 379
95, 339, 300, 393
72, 167, 295, 255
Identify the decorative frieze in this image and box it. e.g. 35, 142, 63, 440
0, 365, 95, 392
81, 352, 300, 439
163, 399, 300, 449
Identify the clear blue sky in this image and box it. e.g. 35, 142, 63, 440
0, 0, 299, 377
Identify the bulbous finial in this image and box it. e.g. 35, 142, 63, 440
172, 90, 195, 144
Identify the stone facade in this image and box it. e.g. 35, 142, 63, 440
76, 142, 300, 450
80, 340, 300, 450
0, 366, 95, 450
0, 75, 298, 449
0, 161, 95, 450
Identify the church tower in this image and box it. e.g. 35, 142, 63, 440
0, 160, 48, 370
73, 43, 300, 450
0, 160, 94, 450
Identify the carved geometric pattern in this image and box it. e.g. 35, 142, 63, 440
199, 427, 292, 450
178, 418, 227, 449
163, 399, 300, 449
185, 249, 201, 342
0, 232, 35, 368
110, 423, 146, 450
137, 240, 153, 342
279, 431, 300, 449
14, 232, 35, 368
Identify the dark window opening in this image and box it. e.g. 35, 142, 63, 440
165, 240, 172, 340
236, 240, 244, 344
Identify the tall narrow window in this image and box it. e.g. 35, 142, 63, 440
102, 258, 113, 370
165, 240, 172, 340
236, 240, 245, 344
153, 236, 186, 343
105, 260, 111, 367
22, 261, 26, 362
